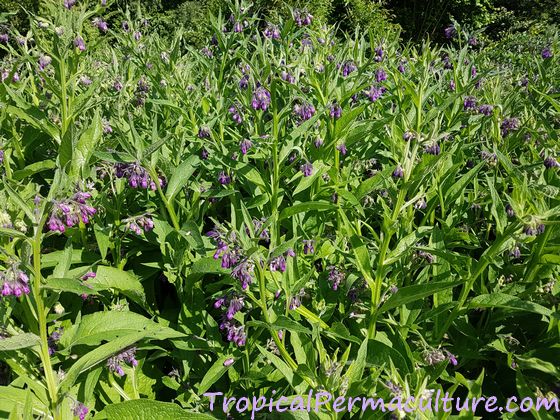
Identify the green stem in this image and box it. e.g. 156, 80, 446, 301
32, 230, 60, 419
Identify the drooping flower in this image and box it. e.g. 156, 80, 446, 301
293, 102, 315, 122
269, 255, 287, 273
223, 358, 235, 367
444, 25, 457, 39
326, 266, 345, 291
329, 103, 342, 119
73, 36, 86, 51
263, 23, 280, 40
218, 171, 231, 185
47, 327, 63, 355
300, 162, 313, 177
64, 0, 77, 9
303, 240, 315, 255
336, 144, 347, 155
71, 401, 89, 420
392, 165, 404, 179
229, 103, 243, 124
107, 347, 138, 377
0, 33, 8, 44
219, 318, 246, 346
1, 264, 30, 297
251, 87, 271, 111
239, 139, 252, 155
544, 156, 560, 169
424, 142, 441, 155
500, 117, 520, 137
365, 85, 385, 102
375, 68, 387, 83
114, 162, 163, 190
280, 70, 295, 84
478, 104, 493, 116
463, 96, 477, 111
342, 60, 357, 77
289, 288, 306, 310
293, 9, 313, 26
449, 80, 456, 91
38, 55, 52, 71
231, 259, 254, 289
92, 18, 108, 33
47, 192, 97, 233
126, 215, 154, 235
541, 47, 553, 59
374, 46, 383, 62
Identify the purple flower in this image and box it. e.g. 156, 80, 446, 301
375, 68, 387, 83
541, 47, 553, 59
327, 266, 344, 291
505, 204, 515, 218
198, 126, 211, 138
329, 103, 342, 119
365, 85, 385, 102
444, 25, 457, 39
374, 46, 383, 62
226, 296, 245, 320
510, 245, 521, 259
0, 149, 4, 164
471, 65, 477, 78
107, 347, 138, 376
238, 75, 249, 89
240, 139, 253, 155
300, 162, 313, 177
414, 198, 427, 210
73, 36, 86, 51
303, 240, 315, 255
71, 401, 89, 420
544, 156, 560, 169
223, 358, 235, 367
500, 117, 520, 137
293, 9, 313, 26
289, 288, 305, 310
134, 31, 142, 41
263, 23, 280, 40
463, 96, 477, 111
219, 318, 246, 346
47, 327, 63, 355
93, 18, 108, 33
468, 37, 478, 46
342, 60, 357, 77
398, 62, 406, 73
0, 33, 9, 44
229, 103, 243, 124
1, 265, 30, 297
252, 87, 271, 111
336, 144, 347, 155
478, 104, 493, 116
403, 131, 415, 141
64, 0, 77, 9
201, 148, 209, 160
38, 55, 52, 71
231, 259, 254, 289
444, 350, 458, 366
425, 143, 441, 155
392, 165, 404, 179
280, 70, 295, 84
293, 102, 315, 122
218, 171, 231, 185
314, 137, 324, 148
270, 255, 287, 273
114, 162, 162, 190
113, 79, 123, 91
449, 80, 456, 91
126, 215, 154, 235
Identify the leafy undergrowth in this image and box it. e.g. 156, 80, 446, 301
0, 1, 559, 419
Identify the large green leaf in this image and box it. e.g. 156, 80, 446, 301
88, 266, 146, 304
95, 400, 217, 419
0, 333, 40, 351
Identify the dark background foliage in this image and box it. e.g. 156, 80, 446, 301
2, 0, 559, 45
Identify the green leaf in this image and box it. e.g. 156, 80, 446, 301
166, 155, 200, 200
59, 311, 184, 350
279, 202, 335, 220
42, 277, 100, 296
292, 161, 328, 195
468, 293, 552, 316
88, 266, 146, 305
12, 160, 56, 181
96, 400, 217, 420
197, 355, 236, 395
256, 344, 295, 386
72, 112, 102, 177
379, 280, 464, 313
59, 332, 148, 394
0, 333, 40, 351
0, 386, 49, 418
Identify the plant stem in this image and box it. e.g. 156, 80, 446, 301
32, 231, 60, 419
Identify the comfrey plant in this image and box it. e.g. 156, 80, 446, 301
0, 0, 559, 418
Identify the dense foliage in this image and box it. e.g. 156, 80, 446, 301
0, 0, 559, 419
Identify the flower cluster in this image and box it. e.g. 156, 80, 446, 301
251, 86, 271, 111
219, 318, 246, 346
229, 102, 244, 124
114, 162, 165, 190
269, 249, 295, 273
134, 77, 150, 107
47, 327, 63, 355
47, 192, 96, 233
126, 215, 154, 235
71, 401, 89, 420
293, 102, 316, 123
107, 347, 138, 377
263, 23, 280, 40
289, 288, 306, 310
326, 266, 345, 291
1, 264, 30, 297
293, 9, 313, 26
500, 117, 520, 137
